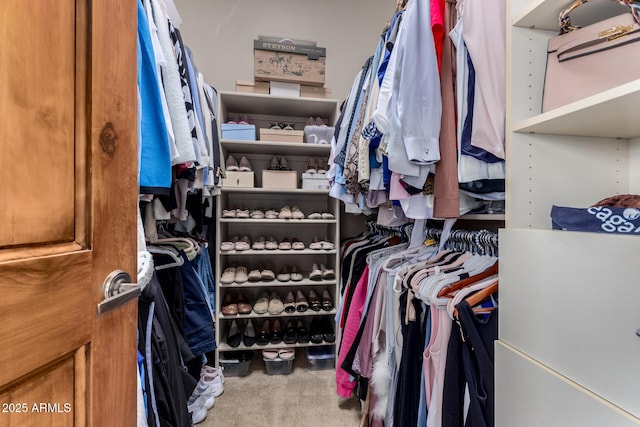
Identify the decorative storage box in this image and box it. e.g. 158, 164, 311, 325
263, 356, 294, 375
254, 39, 326, 87
304, 125, 335, 144
300, 85, 332, 99
259, 128, 304, 143
262, 170, 297, 189
235, 80, 269, 95
221, 123, 256, 141
222, 171, 254, 188
307, 346, 335, 371
301, 172, 330, 190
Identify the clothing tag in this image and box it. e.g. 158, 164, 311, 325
424, 238, 437, 246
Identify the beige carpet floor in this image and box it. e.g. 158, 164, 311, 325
199, 353, 362, 427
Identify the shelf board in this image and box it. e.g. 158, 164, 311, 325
220, 218, 337, 224
220, 249, 337, 256
221, 139, 331, 156
219, 309, 337, 320
512, 80, 640, 139
219, 91, 339, 118
221, 187, 330, 195
217, 341, 334, 352
512, 0, 626, 31
460, 214, 505, 221
219, 279, 337, 288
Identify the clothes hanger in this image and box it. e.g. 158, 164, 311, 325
453, 280, 499, 318
437, 260, 499, 298
147, 246, 185, 270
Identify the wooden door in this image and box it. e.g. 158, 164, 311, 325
0, 0, 138, 426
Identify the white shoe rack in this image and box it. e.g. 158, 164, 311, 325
214, 91, 341, 365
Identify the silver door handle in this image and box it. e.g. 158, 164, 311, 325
97, 270, 141, 314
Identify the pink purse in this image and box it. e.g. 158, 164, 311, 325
542, 0, 640, 112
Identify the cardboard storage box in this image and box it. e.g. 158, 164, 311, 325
307, 346, 335, 371
235, 80, 269, 95
270, 81, 300, 97
263, 356, 294, 375
259, 128, 304, 143
222, 171, 254, 188
262, 170, 297, 189
300, 85, 332, 99
302, 172, 330, 190
221, 123, 256, 141
254, 39, 326, 87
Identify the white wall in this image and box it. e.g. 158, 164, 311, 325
172, 0, 395, 100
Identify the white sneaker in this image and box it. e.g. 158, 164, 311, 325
190, 404, 207, 425
199, 373, 224, 397
188, 390, 215, 411
201, 365, 225, 384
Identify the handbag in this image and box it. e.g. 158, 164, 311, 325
542, 0, 640, 112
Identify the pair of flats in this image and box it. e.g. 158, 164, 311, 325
227, 319, 257, 348
305, 158, 328, 174
267, 155, 291, 171
247, 264, 275, 282
278, 205, 304, 219
277, 238, 305, 250
262, 347, 295, 360
309, 236, 334, 250
269, 122, 295, 131
305, 116, 327, 126
221, 292, 252, 316
220, 235, 251, 251
309, 263, 335, 281
227, 113, 250, 124
220, 266, 249, 284
307, 212, 335, 220
251, 236, 278, 251
257, 319, 285, 345
309, 317, 336, 344
226, 154, 252, 171
276, 265, 303, 282
252, 291, 286, 315
222, 208, 249, 218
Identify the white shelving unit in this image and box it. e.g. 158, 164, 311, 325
498, 1, 640, 425
214, 91, 341, 364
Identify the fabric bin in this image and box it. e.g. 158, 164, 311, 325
304, 125, 334, 144
301, 172, 330, 190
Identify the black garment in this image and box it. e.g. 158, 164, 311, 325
442, 318, 466, 427
138, 274, 196, 427
459, 179, 505, 194
456, 300, 498, 427
393, 291, 427, 427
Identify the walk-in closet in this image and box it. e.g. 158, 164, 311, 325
1, 0, 639, 426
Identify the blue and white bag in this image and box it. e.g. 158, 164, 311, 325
551, 205, 640, 235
